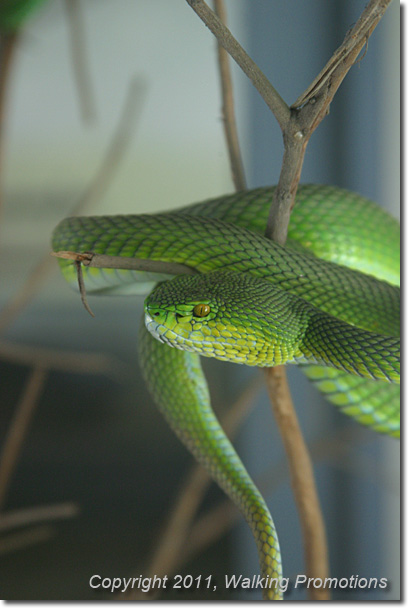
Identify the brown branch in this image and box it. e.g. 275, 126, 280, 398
75, 259, 95, 317
51, 250, 198, 276
265, 0, 393, 244
187, 0, 391, 245
0, 338, 130, 380
65, 0, 96, 123
292, 0, 392, 109
0, 76, 146, 334
263, 367, 328, 599
185, 0, 290, 131
0, 524, 55, 555
0, 30, 18, 224
0, 367, 47, 511
212, 0, 246, 191
0, 502, 79, 531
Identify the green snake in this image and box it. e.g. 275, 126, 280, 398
52, 184, 400, 600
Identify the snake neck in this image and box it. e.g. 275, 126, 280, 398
301, 311, 400, 383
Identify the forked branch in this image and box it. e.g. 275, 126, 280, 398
186, 0, 392, 601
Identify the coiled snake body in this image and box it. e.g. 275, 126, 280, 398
53, 184, 400, 600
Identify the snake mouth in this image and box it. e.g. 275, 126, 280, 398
144, 309, 274, 366
144, 311, 198, 352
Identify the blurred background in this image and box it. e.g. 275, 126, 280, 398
0, 0, 399, 601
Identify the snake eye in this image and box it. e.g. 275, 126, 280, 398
193, 304, 211, 317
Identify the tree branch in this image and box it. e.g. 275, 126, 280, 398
266, 0, 393, 244
263, 367, 329, 599
213, 0, 246, 191
186, 1, 329, 600
64, 0, 96, 123
0, 524, 56, 555
51, 250, 198, 276
292, 0, 392, 110
185, 0, 290, 131
0, 338, 130, 380
0, 30, 18, 225
0, 502, 79, 531
0, 367, 47, 511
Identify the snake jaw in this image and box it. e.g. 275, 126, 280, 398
144, 304, 199, 352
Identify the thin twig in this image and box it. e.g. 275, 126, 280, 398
185, 0, 290, 131
265, 0, 393, 244
52, 250, 198, 276
65, 0, 96, 123
0, 502, 79, 531
0, 30, 18, 223
0, 338, 129, 380
52, 250, 198, 316
0, 76, 146, 334
75, 259, 95, 317
0, 525, 55, 555
212, 0, 246, 191
0, 367, 47, 511
292, 0, 392, 109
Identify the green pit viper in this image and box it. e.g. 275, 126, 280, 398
52, 184, 400, 600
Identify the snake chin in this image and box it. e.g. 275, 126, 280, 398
144, 311, 196, 352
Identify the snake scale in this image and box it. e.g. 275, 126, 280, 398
52, 184, 400, 600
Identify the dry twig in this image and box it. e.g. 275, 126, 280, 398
52, 250, 198, 276
0, 501, 79, 531
0, 367, 47, 511
0, 30, 18, 222
0, 338, 129, 380
185, 0, 391, 244
213, 0, 246, 191
186, 0, 289, 130
0, 524, 55, 555
65, 0, 96, 123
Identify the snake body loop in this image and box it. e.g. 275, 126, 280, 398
53, 184, 400, 600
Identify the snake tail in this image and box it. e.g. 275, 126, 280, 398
137, 318, 283, 600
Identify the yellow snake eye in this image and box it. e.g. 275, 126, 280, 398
193, 304, 211, 317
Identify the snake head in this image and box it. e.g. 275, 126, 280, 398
144, 270, 307, 366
